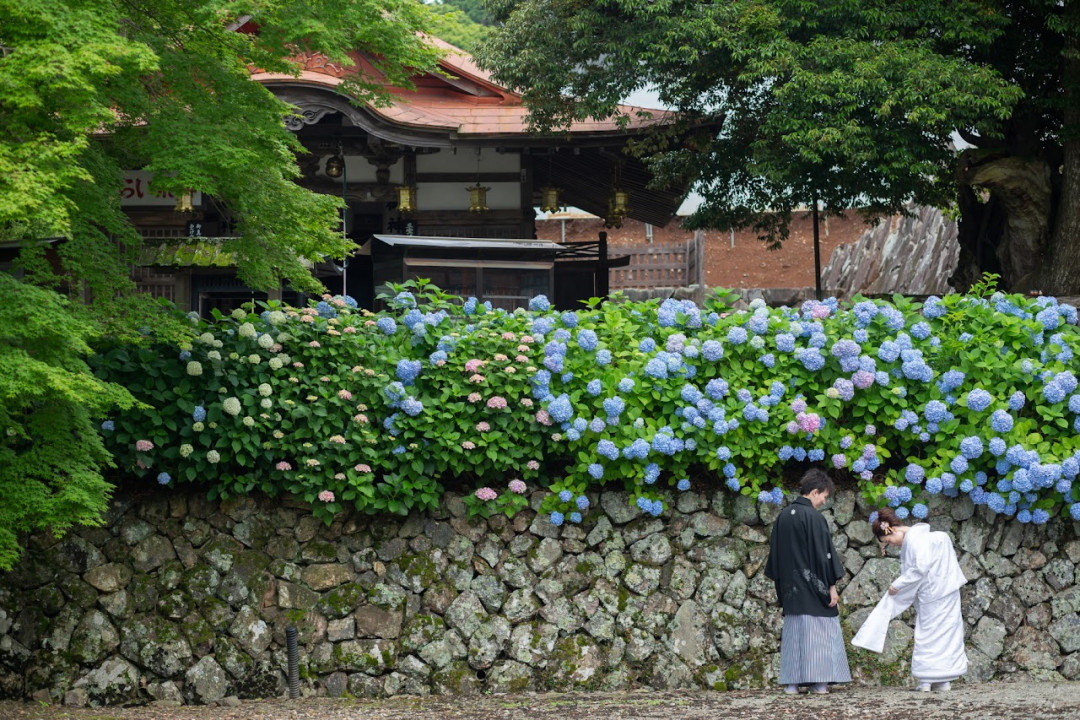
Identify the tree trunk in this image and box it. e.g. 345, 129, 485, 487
955, 151, 1053, 292
1040, 22, 1080, 295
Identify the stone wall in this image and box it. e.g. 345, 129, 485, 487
821, 206, 959, 297
2, 486, 1079, 707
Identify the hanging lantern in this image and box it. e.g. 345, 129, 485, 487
605, 188, 630, 227
396, 185, 417, 214
467, 182, 490, 213
324, 155, 345, 178
539, 186, 562, 214
173, 190, 194, 213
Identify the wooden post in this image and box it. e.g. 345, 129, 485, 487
812, 196, 822, 300
598, 231, 609, 302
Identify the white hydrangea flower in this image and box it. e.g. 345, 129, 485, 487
199, 332, 215, 344
192, 422, 204, 432
257, 334, 275, 349
749, 298, 766, 310
213, 340, 223, 348
179, 443, 194, 458
268, 311, 287, 326
260, 398, 273, 410
242, 416, 255, 427
207, 350, 222, 361
238, 322, 256, 338
277, 333, 292, 343
231, 309, 247, 320
222, 397, 242, 416
186, 361, 203, 376
248, 354, 261, 364
258, 383, 272, 396
206, 450, 221, 463
268, 357, 283, 370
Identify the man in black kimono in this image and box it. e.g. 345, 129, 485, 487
765, 468, 851, 694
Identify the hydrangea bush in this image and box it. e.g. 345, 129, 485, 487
93, 275, 1080, 527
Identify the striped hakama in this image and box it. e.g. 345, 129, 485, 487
779, 614, 853, 685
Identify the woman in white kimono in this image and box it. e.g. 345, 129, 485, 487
851, 507, 968, 691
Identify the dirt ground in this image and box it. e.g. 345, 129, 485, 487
4, 683, 1080, 720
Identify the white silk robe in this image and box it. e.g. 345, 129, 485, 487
851, 524, 968, 682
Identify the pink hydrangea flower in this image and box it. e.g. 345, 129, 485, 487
354, 464, 372, 473
786, 421, 799, 434
308, 340, 321, 348
135, 440, 154, 452
515, 355, 528, 363
476, 421, 491, 432
332, 298, 347, 307
474, 487, 497, 501
521, 398, 534, 407
517, 345, 530, 353
354, 414, 368, 424
526, 460, 540, 471
493, 353, 509, 362
535, 410, 552, 426
320, 376, 331, 382
343, 326, 357, 334
338, 389, 353, 400
810, 303, 831, 320
468, 392, 482, 403
365, 319, 376, 326
276, 461, 292, 471
329, 435, 346, 444
791, 398, 807, 413
461, 441, 476, 450
270, 343, 283, 353
796, 412, 821, 433
521, 335, 535, 344
509, 479, 527, 494
469, 374, 485, 383
486, 396, 508, 410
504, 367, 517, 374
334, 472, 346, 480
852, 370, 875, 389
300, 315, 315, 323
293, 361, 304, 368
464, 359, 485, 373
501, 332, 516, 340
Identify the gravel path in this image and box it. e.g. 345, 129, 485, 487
3, 683, 1080, 720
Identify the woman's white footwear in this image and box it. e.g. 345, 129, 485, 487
915, 682, 932, 692
931, 681, 952, 692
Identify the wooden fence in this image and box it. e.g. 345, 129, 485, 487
610, 231, 703, 290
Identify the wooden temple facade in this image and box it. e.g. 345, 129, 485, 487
127, 34, 688, 314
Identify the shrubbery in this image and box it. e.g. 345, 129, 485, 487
92, 276, 1080, 527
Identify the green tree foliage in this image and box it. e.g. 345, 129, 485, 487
478, 1, 1080, 292
0, 0, 442, 567
421, 0, 494, 51
0, 276, 137, 569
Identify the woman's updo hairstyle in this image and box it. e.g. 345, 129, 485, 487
870, 507, 902, 539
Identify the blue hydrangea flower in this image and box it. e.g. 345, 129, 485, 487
960, 436, 984, 460
924, 400, 948, 423
966, 388, 992, 412
401, 397, 424, 416
922, 296, 946, 319
587, 463, 604, 479
702, 340, 724, 361
677, 478, 691, 491
101, 420, 115, 431
894, 506, 910, 520
911, 503, 929, 519
726, 477, 741, 492
644, 358, 668, 379
577, 329, 598, 351
548, 394, 573, 423
549, 511, 564, 526
157, 472, 171, 485
596, 349, 611, 365
377, 317, 397, 335
529, 295, 551, 312
586, 379, 603, 396
644, 463, 660, 484
193, 405, 207, 423
905, 464, 925, 483
639, 338, 657, 353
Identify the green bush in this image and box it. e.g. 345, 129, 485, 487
92, 276, 1080, 527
